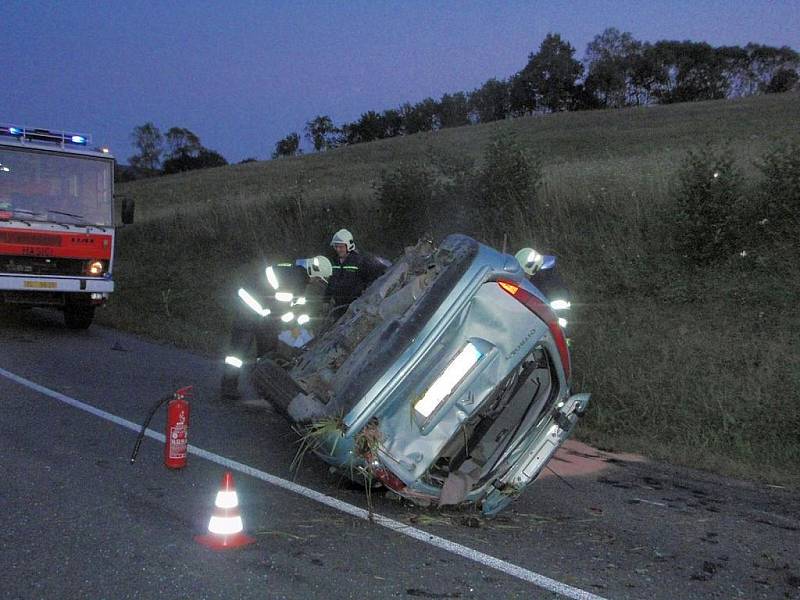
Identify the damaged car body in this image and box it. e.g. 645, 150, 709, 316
253, 234, 590, 516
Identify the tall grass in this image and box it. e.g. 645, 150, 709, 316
104, 92, 800, 485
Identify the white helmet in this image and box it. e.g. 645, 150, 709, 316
330, 228, 355, 252
515, 247, 544, 275
306, 255, 332, 280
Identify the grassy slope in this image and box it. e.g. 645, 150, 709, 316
119, 93, 796, 218
106, 92, 800, 485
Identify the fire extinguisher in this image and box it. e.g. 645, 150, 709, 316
165, 386, 192, 469
130, 385, 193, 469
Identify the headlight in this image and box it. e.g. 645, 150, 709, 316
550, 299, 571, 311
414, 342, 483, 419
86, 260, 105, 276
297, 314, 310, 325
275, 292, 293, 303
280, 311, 294, 323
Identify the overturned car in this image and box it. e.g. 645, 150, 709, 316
253, 234, 589, 516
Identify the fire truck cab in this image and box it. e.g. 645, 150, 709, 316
0, 124, 133, 329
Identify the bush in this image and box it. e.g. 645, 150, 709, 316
374, 162, 439, 244
673, 145, 745, 263
474, 135, 542, 244
752, 142, 800, 244
162, 149, 228, 174
373, 138, 543, 248
762, 68, 799, 94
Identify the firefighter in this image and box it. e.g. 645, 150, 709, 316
220, 256, 331, 401
515, 247, 572, 329
325, 228, 389, 318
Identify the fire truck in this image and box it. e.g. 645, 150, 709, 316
0, 124, 134, 329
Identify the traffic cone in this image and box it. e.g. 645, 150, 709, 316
195, 471, 255, 549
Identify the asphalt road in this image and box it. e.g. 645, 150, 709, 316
1, 308, 799, 600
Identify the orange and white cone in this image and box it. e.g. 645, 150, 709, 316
195, 471, 255, 549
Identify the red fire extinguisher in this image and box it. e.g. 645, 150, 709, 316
165, 386, 192, 469
130, 385, 194, 468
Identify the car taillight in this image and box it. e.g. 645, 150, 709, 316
497, 281, 571, 379
373, 467, 406, 493
365, 453, 406, 492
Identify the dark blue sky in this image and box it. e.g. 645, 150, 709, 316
4, 1, 798, 163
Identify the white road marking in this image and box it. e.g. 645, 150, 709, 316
0, 366, 608, 600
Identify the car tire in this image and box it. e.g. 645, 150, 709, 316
251, 358, 305, 415
64, 305, 95, 329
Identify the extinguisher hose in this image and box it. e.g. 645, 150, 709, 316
129, 393, 174, 464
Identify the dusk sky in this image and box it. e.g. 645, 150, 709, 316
4, 1, 799, 163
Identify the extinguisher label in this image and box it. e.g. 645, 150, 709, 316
169, 411, 188, 459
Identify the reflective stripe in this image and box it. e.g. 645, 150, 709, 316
208, 515, 244, 535
224, 356, 243, 368
215, 490, 239, 509
238, 288, 270, 317
265, 266, 279, 290
343, 266, 359, 271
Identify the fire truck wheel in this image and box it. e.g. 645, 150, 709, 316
251, 358, 304, 415
64, 305, 95, 329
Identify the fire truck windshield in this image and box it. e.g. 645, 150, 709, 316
0, 146, 113, 227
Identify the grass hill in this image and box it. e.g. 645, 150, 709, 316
108, 92, 800, 485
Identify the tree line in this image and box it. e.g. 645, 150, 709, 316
273, 28, 799, 157
122, 123, 229, 181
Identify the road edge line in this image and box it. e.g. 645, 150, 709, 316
0, 366, 608, 600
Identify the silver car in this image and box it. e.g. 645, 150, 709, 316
253, 234, 589, 516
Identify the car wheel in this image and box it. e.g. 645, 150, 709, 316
251, 358, 305, 415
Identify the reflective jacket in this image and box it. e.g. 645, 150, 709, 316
239, 262, 324, 324
325, 250, 388, 308
529, 267, 570, 304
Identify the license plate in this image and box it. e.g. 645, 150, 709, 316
23, 281, 58, 289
